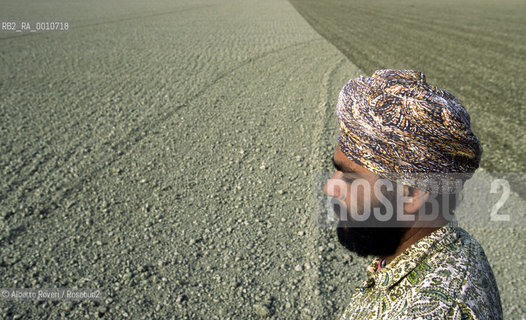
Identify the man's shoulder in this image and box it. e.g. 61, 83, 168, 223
424, 226, 488, 277
401, 226, 502, 319
424, 226, 498, 294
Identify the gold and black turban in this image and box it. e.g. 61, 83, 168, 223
337, 69, 482, 193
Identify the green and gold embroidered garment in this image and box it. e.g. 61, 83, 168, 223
340, 223, 502, 319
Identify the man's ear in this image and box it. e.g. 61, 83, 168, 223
403, 187, 429, 214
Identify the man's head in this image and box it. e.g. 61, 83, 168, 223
324, 147, 433, 257
324, 69, 482, 257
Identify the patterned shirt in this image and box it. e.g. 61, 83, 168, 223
340, 223, 502, 319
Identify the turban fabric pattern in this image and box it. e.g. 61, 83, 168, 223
336, 69, 482, 193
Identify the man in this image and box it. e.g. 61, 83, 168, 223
323, 70, 502, 319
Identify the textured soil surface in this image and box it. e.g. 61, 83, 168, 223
0, 0, 524, 318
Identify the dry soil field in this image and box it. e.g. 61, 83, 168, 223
0, 0, 524, 319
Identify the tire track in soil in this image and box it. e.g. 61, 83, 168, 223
301, 56, 347, 319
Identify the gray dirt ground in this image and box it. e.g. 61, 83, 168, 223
0, 0, 524, 319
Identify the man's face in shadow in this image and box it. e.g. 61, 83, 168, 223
323, 147, 407, 258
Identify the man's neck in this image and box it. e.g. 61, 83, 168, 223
383, 225, 443, 266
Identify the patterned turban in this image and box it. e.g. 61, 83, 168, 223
336, 69, 482, 193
